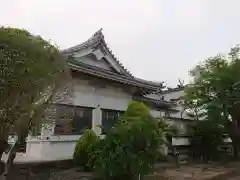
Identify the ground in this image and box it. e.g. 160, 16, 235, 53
145, 162, 240, 180
46, 162, 240, 180
4, 161, 240, 179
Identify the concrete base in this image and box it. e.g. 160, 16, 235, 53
26, 135, 81, 161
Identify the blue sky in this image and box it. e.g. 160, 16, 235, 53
1, 0, 240, 87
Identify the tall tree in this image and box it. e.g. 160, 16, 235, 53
0, 27, 72, 160
184, 45, 240, 157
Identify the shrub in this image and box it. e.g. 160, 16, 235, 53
188, 120, 224, 161
156, 153, 168, 162
73, 129, 99, 171
93, 101, 164, 180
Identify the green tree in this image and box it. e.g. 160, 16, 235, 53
184, 45, 240, 158
156, 119, 178, 161
157, 118, 179, 138
188, 119, 224, 161
0, 27, 71, 160
93, 101, 164, 180
73, 129, 99, 171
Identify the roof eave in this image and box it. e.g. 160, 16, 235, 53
69, 63, 159, 91
133, 96, 176, 109
161, 86, 185, 94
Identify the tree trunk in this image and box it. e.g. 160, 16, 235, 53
0, 140, 17, 180
0, 140, 9, 176
0, 149, 5, 176
232, 139, 239, 159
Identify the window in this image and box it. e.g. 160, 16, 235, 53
54, 104, 74, 135
102, 109, 123, 134
72, 107, 92, 134
31, 123, 42, 136
164, 111, 171, 117
54, 104, 92, 135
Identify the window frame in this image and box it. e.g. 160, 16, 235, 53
54, 104, 93, 135
101, 109, 124, 134
72, 106, 93, 135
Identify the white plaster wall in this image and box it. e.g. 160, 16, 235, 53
150, 109, 164, 118
72, 79, 131, 110
39, 141, 76, 160
26, 135, 84, 159
73, 49, 121, 73
172, 137, 189, 146
75, 54, 112, 71
150, 109, 188, 136
26, 136, 190, 160
26, 141, 44, 159
26, 78, 133, 160
162, 118, 187, 136
26, 80, 193, 160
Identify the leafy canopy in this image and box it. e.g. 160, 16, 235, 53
0, 27, 71, 140
157, 118, 179, 138
188, 120, 224, 161
184, 45, 240, 156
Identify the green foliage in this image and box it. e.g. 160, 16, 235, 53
188, 120, 224, 161
184, 45, 240, 157
157, 118, 179, 138
93, 101, 164, 180
156, 153, 168, 162
0, 27, 70, 141
73, 129, 99, 171
122, 100, 150, 119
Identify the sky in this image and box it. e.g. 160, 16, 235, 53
1, 0, 240, 87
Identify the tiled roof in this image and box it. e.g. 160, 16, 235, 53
133, 95, 177, 108
68, 59, 161, 91
62, 29, 163, 90
62, 29, 132, 77
161, 86, 185, 94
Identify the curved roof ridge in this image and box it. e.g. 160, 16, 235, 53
62, 29, 166, 88
160, 86, 185, 94
95, 29, 133, 77
62, 29, 133, 77
61, 29, 102, 54
134, 77, 164, 87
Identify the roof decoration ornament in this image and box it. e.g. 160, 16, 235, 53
163, 80, 185, 94
177, 79, 184, 88
152, 81, 165, 95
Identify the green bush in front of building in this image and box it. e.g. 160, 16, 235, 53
92, 101, 164, 180
73, 129, 100, 171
